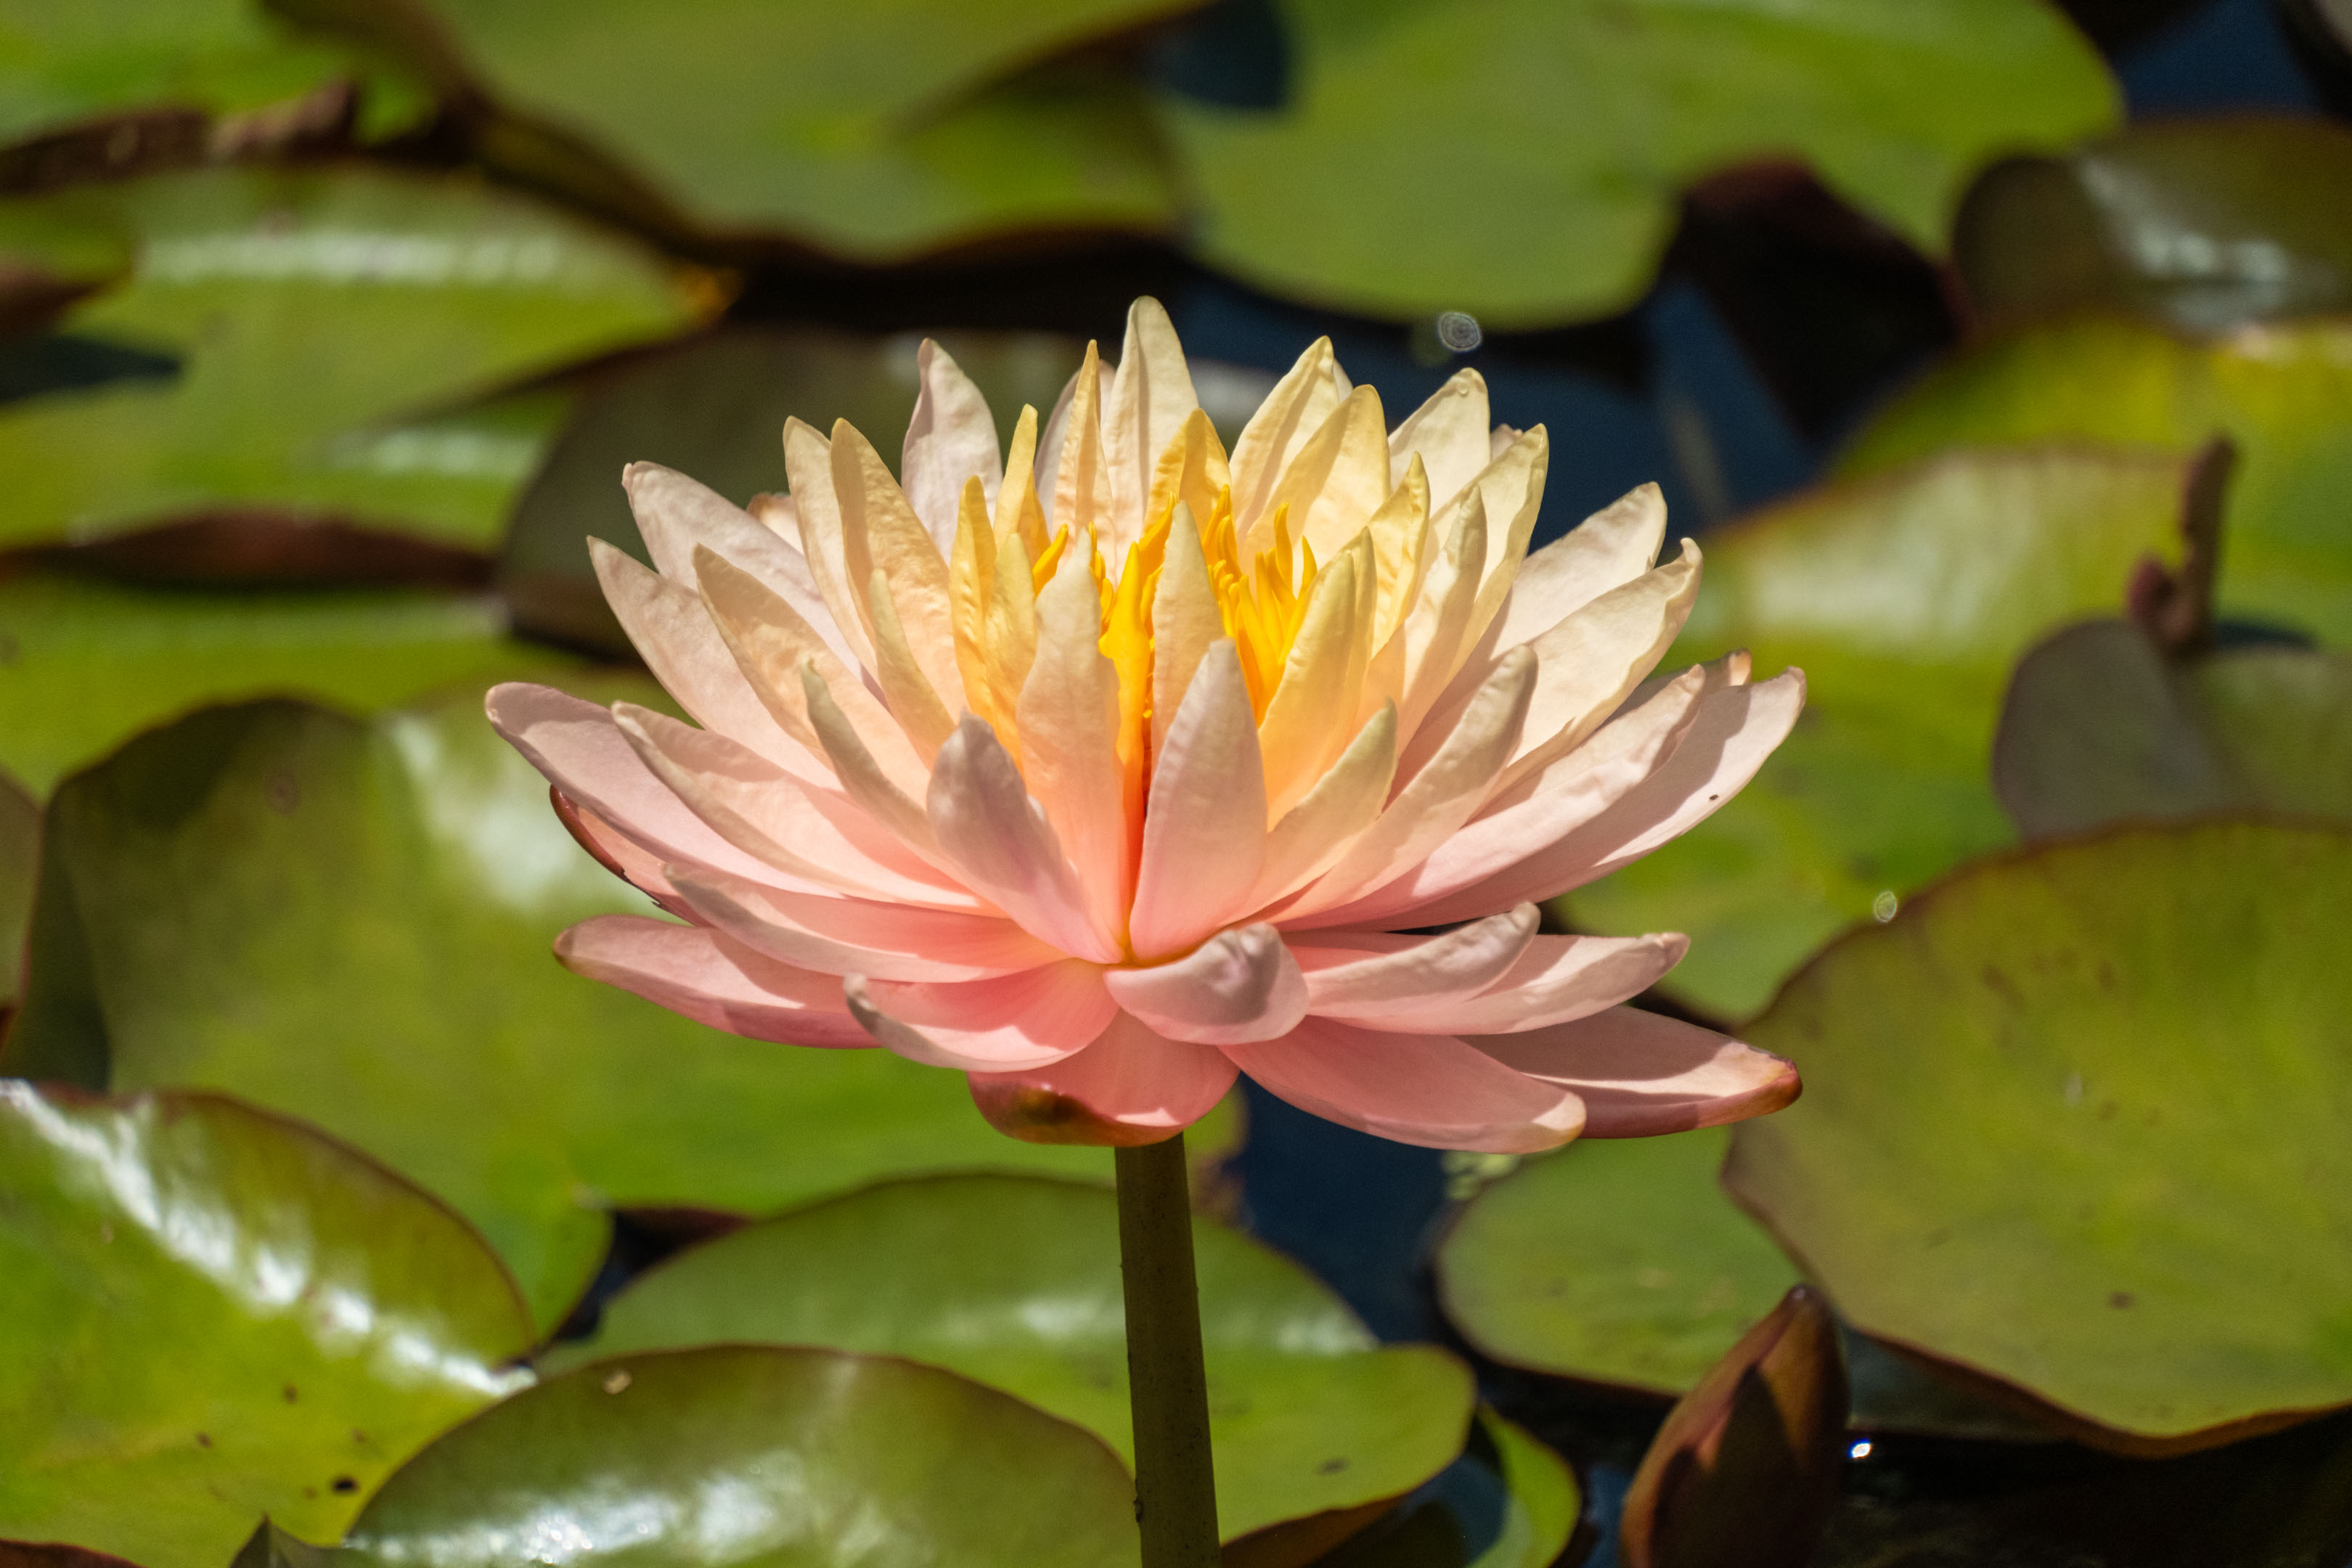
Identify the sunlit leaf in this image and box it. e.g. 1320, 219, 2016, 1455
0, 771, 35, 1010
340, 1345, 1141, 1567
1153, 0, 2117, 325
2, 687, 1175, 1331
298, 0, 1193, 253
0, 163, 714, 554
0, 572, 576, 797
550, 1173, 1474, 1544
1839, 312, 2352, 645
1955, 116, 2352, 330
1561, 446, 2189, 1018
1728, 820, 2352, 1452
0, 1083, 533, 1568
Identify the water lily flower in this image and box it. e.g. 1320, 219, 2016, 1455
489, 300, 1805, 1153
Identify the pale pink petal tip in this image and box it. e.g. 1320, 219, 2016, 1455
1469, 1005, 1800, 1138
968, 1012, 1238, 1147
555, 915, 869, 1048
1225, 1018, 1586, 1154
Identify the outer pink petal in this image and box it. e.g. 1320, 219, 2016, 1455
1225, 1017, 1584, 1154
555, 915, 867, 1048
550, 791, 685, 912
1373, 932, 1688, 1034
1103, 925, 1308, 1046
1347, 668, 1804, 930
901, 340, 1003, 550
487, 682, 780, 886
624, 461, 845, 661
1469, 1006, 1799, 1137
968, 1011, 1236, 1146
1286, 906, 1538, 1020
927, 716, 1123, 963
1128, 642, 1265, 959
666, 862, 1061, 981
846, 962, 1116, 1071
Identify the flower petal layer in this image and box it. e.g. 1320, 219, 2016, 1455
1469, 1008, 1799, 1137
846, 962, 1116, 1071
1103, 925, 1308, 1046
1224, 1018, 1585, 1153
556, 915, 866, 1048
968, 1010, 1236, 1146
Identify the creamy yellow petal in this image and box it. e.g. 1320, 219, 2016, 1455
800, 662, 946, 869
1250, 701, 1396, 909
865, 568, 959, 761
1144, 409, 1231, 549
831, 420, 961, 703
1490, 481, 1667, 651
949, 476, 1000, 735
1257, 544, 1373, 819
1148, 500, 1222, 758
1365, 452, 1432, 649
1461, 426, 1551, 641
1389, 368, 1493, 511
1129, 641, 1265, 959
782, 416, 873, 669
1252, 383, 1389, 564
1490, 539, 1704, 793
1017, 543, 1132, 944
983, 526, 1040, 760
1103, 296, 1199, 559
995, 404, 1051, 561
1229, 335, 1342, 534
1395, 489, 1487, 742
693, 545, 928, 795
902, 338, 1002, 551
1049, 341, 1111, 539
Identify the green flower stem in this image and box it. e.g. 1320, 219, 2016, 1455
1114, 1132, 1220, 1567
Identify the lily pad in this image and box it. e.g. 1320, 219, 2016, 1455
1152, 0, 2117, 326
340, 1345, 1141, 1568
0, 162, 713, 553
1561, 446, 2189, 1019
1727, 820, 2352, 1452
1993, 621, 2352, 838
2, 687, 1169, 1332
0, 771, 34, 1009
1438, 1128, 1800, 1397
550, 1173, 1474, 1544
311, 0, 1191, 253
1953, 116, 2352, 330
0, 1082, 534, 1568
1839, 313, 2352, 645
0, 571, 577, 797
1315, 1410, 1578, 1568
0, 0, 420, 147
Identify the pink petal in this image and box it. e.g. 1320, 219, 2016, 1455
1017, 546, 1132, 939
968, 1010, 1236, 1146
1103, 926, 1308, 1046
1128, 642, 1265, 959
555, 914, 867, 1048
613, 701, 981, 911
901, 340, 1003, 550
1469, 1007, 1799, 1137
550, 791, 684, 911
486, 682, 779, 886
846, 962, 1116, 1071
666, 862, 1060, 981
1373, 931, 1688, 1034
1487, 482, 1667, 649
927, 716, 1122, 963
1225, 1017, 1585, 1153
624, 462, 841, 659
1334, 666, 1802, 930
1288, 906, 1538, 1020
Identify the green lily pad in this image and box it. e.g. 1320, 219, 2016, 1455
0, 162, 711, 553
2, 687, 1180, 1333
0, 571, 579, 797
1438, 1128, 1800, 1397
550, 1173, 1475, 1543
1560, 446, 2189, 1019
1153, 0, 2116, 327
340, 1345, 1141, 1567
0, 770, 35, 1010
1953, 116, 2352, 331
1839, 313, 2352, 645
1993, 621, 2352, 838
1318, 1410, 1578, 1568
0, 1082, 534, 1568
309, 0, 1190, 253
0, 0, 423, 147
1727, 820, 2352, 1452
